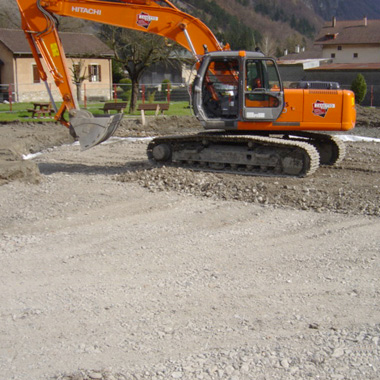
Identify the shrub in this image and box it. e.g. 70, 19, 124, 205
147, 90, 156, 103
351, 74, 367, 104
161, 79, 171, 100
119, 78, 132, 101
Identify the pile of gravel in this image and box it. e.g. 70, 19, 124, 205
55, 325, 379, 380
116, 166, 380, 217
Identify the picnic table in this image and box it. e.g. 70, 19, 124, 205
27, 102, 54, 118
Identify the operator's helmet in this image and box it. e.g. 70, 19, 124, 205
252, 77, 262, 89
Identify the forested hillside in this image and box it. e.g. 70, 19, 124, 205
310, 0, 380, 20
1, 0, 380, 56
173, 0, 380, 55
173, 0, 322, 55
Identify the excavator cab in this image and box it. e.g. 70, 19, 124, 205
192, 51, 284, 129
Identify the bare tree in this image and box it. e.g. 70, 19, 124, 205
99, 26, 190, 113
69, 59, 88, 103
260, 34, 277, 57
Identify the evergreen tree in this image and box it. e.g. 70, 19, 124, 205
351, 74, 367, 104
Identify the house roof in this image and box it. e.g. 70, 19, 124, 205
307, 63, 380, 71
279, 45, 324, 61
0, 28, 114, 57
315, 18, 380, 45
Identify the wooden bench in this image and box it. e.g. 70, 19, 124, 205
137, 103, 170, 125
101, 102, 128, 114
138, 103, 169, 114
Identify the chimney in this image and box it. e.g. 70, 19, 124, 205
364, 16, 368, 26
332, 16, 337, 27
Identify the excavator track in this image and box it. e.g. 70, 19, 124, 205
268, 132, 346, 166
147, 133, 320, 177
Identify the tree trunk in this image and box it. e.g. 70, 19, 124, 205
75, 83, 82, 103
129, 78, 139, 113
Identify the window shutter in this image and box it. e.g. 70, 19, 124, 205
33, 65, 40, 83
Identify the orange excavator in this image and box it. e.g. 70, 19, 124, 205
16, 0, 356, 177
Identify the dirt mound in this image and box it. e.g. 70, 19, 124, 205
0, 122, 74, 185
115, 115, 202, 137
356, 105, 380, 128
0, 116, 200, 185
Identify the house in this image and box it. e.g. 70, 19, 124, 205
277, 45, 332, 87
140, 50, 195, 86
0, 28, 114, 102
277, 18, 380, 105
315, 17, 380, 64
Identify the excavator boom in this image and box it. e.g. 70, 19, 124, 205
44, 0, 224, 56
15, 0, 225, 149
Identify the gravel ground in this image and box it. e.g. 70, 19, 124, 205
0, 111, 379, 380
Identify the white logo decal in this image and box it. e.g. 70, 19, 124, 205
247, 112, 266, 119
313, 102, 336, 110
137, 12, 159, 29
72, 6, 102, 16
312, 100, 336, 117
138, 14, 159, 22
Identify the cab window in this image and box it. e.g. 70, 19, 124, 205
202, 59, 239, 119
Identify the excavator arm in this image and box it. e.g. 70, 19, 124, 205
16, 0, 226, 149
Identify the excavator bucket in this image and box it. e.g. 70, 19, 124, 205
69, 110, 123, 151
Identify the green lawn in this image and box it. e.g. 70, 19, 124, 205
0, 101, 192, 122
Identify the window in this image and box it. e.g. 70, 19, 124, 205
245, 59, 281, 109
202, 58, 239, 119
88, 64, 101, 82
32, 64, 40, 83
353, 53, 358, 58
338, 46, 342, 51
246, 59, 281, 91
331, 53, 336, 58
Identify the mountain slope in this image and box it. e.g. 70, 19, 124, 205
174, 0, 323, 54
310, 0, 380, 20
1, 0, 380, 56
0, 0, 94, 33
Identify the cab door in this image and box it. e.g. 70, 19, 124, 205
243, 57, 284, 122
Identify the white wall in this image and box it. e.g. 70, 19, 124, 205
322, 44, 380, 63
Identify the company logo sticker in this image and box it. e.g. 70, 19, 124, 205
137, 12, 159, 29
312, 100, 335, 118
71, 6, 101, 16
